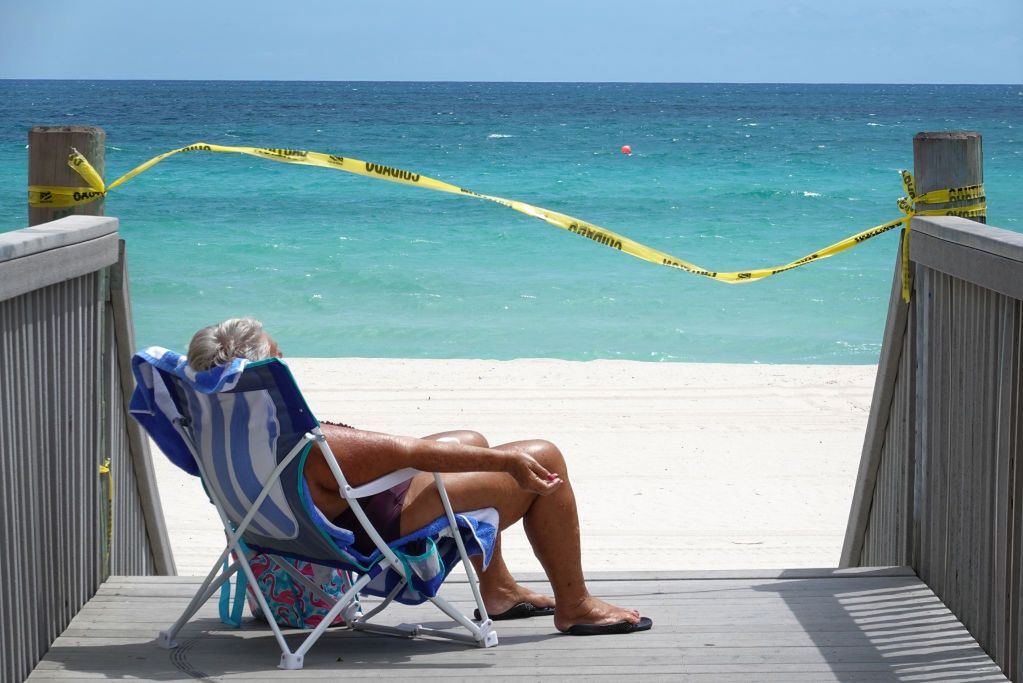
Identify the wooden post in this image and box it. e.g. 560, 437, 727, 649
28, 125, 106, 227
844, 132, 987, 569
913, 131, 985, 224
908, 131, 984, 583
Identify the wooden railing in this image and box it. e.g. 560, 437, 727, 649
0, 216, 174, 683
842, 215, 1023, 681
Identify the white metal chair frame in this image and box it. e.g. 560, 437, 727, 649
156, 421, 497, 670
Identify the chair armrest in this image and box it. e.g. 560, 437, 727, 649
346, 468, 421, 499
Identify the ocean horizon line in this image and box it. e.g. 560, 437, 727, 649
275, 354, 881, 367
2, 77, 1020, 87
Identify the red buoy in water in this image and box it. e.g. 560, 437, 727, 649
621, 144, 632, 155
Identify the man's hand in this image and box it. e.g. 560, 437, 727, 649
507, 451, 562, 495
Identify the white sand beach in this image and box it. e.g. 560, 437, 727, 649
154, 359, 876, 576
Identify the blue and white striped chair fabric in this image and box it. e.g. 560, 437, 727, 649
131, 347, 347, 563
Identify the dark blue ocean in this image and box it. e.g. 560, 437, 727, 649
1, 81, 1020, 362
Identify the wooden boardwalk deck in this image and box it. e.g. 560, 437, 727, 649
30, 567, 1006, 682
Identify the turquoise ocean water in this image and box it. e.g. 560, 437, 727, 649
1, 81, 1020, 362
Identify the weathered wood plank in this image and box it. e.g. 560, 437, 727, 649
37, 646, 996, 668
912, 227, 1023, 302
0, 232, 118, 303
91, 580, 926, 601
55, 624, 975, 647
99, 565, 919, 584
840, 241, 911, 567
25, 671, 1009, 682
990, 295, 1015, 669
1011, 300, 1023, 682
108, 241, 176, 576
912, 216, 1023, 266
29, 675, 1005, 682
0, 215, 118, 262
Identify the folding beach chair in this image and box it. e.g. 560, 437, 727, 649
129, 347, 499, 670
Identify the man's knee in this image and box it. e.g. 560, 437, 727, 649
455, 430, 490, 448
425, 429, 489, 447
464, 430, 490, 447
526, 439, 567, 472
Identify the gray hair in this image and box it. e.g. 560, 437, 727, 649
187, 317, 272, 371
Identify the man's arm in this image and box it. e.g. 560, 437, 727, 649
312, 428, 561, 495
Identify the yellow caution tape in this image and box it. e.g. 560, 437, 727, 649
98, 457, 112, 575
27, 185, 105, 208
69, 146, 106, 191
28, 146, 110, 207
895, 168, 987, 301
900, 170, 917, 200
27, 142, 985, 288
916, 183, 985, 205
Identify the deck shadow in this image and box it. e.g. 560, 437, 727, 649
750, 568, 1006, 682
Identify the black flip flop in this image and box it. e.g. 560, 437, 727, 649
564, 616, 653, 636
474, 602, 556, 621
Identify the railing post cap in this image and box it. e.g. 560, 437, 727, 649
29, 125, 105, 134
913, 131, 981, 141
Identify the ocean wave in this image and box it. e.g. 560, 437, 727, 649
834, 340, 883, 354
487, 133, 513, 139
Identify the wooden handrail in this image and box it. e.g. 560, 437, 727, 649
842, 214, 1023, 680
0, 216, 174, 683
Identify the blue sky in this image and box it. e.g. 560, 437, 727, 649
1, 0, 1020, 83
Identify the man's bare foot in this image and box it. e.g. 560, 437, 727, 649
553, 596, 644, 633
479, 582, 555, 617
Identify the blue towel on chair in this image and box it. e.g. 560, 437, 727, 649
130, 346, 250, 476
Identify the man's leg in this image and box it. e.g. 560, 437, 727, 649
401, 439, 642, 631
419, 431, 554, 613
